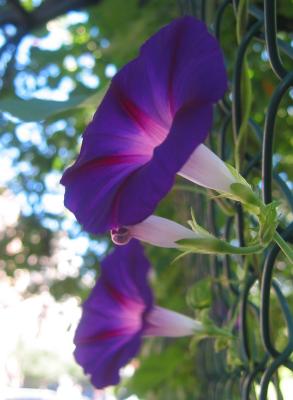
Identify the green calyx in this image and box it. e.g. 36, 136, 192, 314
229, 182, 261, 212
190, 310, 234, 346
218, 163, 262, 213
178, 198, 292, 264
176, 237, 263, 256
177, 208, 265, 256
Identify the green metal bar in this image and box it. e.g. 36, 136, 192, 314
260, 223, 293, 357
242, 355, 268, 400
273, 173, 293, 213
262, 73, 293, 204
240, 274, 257, 362
263, 0, 287, 79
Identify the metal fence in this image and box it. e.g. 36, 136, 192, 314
180, 1, 293, 399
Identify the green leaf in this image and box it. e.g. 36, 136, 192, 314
0, 96, 87, 122
186, 277, 213, 310
214, 337, 232, 352
187, 208, 213, 237
0, 86, 108, 122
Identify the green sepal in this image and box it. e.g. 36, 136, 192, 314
229, 183, 261, 214
189, 311, 234, 353
177, 237, 231, 255
214, 163, 262, 214
176, 237, 263, 256
258, 201, 279, 245
194, 310, 234, 340
225, 163, 251, 188
214, 337, 233, 352
171, 250, 192, 265
187, 208, 213, 238
202, 322, 234, 340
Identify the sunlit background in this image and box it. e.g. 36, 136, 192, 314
0, 1, 134, 398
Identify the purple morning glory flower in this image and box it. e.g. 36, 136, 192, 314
61, 16, 229, 235
74, 240, 202, 388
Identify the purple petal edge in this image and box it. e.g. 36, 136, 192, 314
73, 240, 153, 389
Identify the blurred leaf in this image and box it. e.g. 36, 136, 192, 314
49, 277, 87, 299
128, 345, 183, 395
20, 0, 34, 11
186, 277, 213, 310
0, 90, 107, 122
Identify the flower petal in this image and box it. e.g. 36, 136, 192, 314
74, 240, 153, 388
179, 144, 236, 192
144, 306, 203, 337
61, 16, 227, 234
140, 16, 227, 114
128, 215, 198, 248
75, 332, 142, 388
100, 240, 153, 307
117, 103, 213, 226
62, 158, 141, 233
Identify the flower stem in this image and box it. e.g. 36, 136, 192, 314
222, 242, 264, 255
177, 237, 264, 256
273, 232, 293, 265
